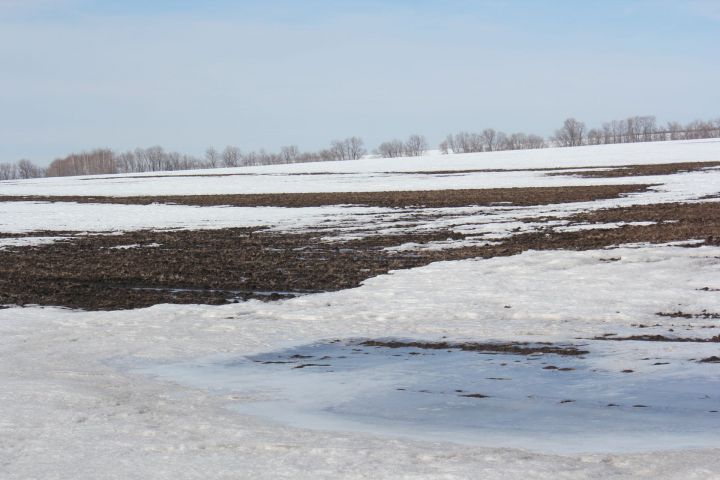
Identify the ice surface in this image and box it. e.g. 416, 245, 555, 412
133, 339, 720, 455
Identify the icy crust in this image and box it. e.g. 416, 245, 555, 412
2, 246, 720, 478
132, 340, 720, 455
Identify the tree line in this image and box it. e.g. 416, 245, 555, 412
438, 129, 546, 154
5, 137, 368, 178
1, 115, 719, 179
553, 116, 720, 147
439, 116, 720, 154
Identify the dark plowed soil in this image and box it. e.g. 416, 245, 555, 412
571, 201, 720, 225
699, 356, 720, 363
0, 184, 651, 209
360, 339, 588, 356
551, 202, 720, 248
547, 161, 720, 178
0, 228, 469, 310
1, 201, 719, 310
657, 311, 720, 319
593, 334, 720, 343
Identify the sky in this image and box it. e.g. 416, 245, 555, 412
1, 0, 719, 164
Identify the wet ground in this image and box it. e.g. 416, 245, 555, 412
130, 338, 720, 454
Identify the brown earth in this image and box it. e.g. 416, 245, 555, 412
593, 334, 720, 343
360, 340, 588, 356
547, 161, 720, 178
1, 200, 719, 311
390, 161, 720, 178
0, 184, 651, 209
0, 228, 471, 310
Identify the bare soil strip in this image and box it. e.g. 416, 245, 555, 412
0, 184, 650, 209
546, 161, 720, 178
360, 339, 588, 356
387, 161, 720, 177
1, 201, 719, 310
592, 335, 720, 343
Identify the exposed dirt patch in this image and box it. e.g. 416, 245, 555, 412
548, 201, 720, 248
657, 311, 720, 319
292, 364, 331, 369
570, 201, 720, 225
546, 161, 720, 178
460, 393, 490, 399
359, 340, 588, 356
593, 334, 720, 343
1, 201, 719, 310
699, 356, 720, 363
0, 228, 470, 310
0, 184, 651, 209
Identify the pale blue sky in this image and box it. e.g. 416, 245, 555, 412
1, 0, 719, 164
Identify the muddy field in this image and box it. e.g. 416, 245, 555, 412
1, 200, 719, 310
0, 184, 650, 208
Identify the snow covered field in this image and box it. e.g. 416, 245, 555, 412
2, 140, 720, 479
1, 139, 719, 198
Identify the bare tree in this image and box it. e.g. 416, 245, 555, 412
438, 139, 449, 154
347, 137, 366, 160
204, 147, 220, 168
637, 116, 657, 142
17, 159, 43, 179
145, 146, 166, 171
506, 133, 527, 150
443, 134, 457, 153
280, 145, 300, 163
376, 139, 405, 158
481, 128, 496, 152
526, 134, 546, 149
687, 119, 716, 139
665, 121, 683, 141
403, 134, 428, 157
625, 117, 640, 142
242, 151, 259, 166
554, 118, 586, 147
444, 132, 483, 153
331, 137, 366, 160
587, 129, 603, 145
606, 120, 623, 144
317, 149, 338, 162
495, 131, 508, 150
222, 145, 242, 167
164, 151, 179, 170
0, 162, 18, 180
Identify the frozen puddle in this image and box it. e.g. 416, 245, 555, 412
132, 339, 720, 454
